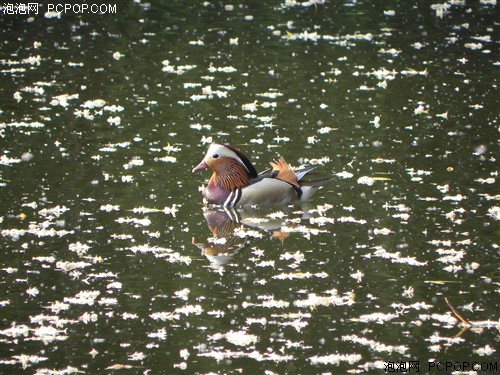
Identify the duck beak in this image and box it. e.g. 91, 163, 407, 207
192, 160, 209, 173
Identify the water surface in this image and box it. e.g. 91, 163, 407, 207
1, 1, 499, 374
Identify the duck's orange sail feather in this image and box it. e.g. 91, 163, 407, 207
270, 158, 300, 187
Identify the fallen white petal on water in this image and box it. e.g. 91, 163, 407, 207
68, 242, 90, 256
399, 69, 429, 76
45, 301, 70, 314
121, 312, 138, 320
21, 85, 45, 95
207, 65, 237, 73
419, 312, 456, 325
336, 171, 354, 179
175, 304, 203, 316
50, 93, 79, 107
26, 287, 40, 297
242, 101, 258, 111
464, 42, 483, 50
128, 352, 146, 361
150, 311, 179, 321
155, 155, 177, 163
368, 247, 427, 266
351, 312, 398, 324
431, 3, 450, 18
337, 216, 367, 224
207, 310, 225, 318
261, 298, 289, 309
318, 126, 336, 134
115, 217, 151, 227
100, 204, 120, 212
246, 317, 267, 325
209, 330, 258, 346
32, 325, 68, 344
476, 177, 495, 184
162, 60, 197, 75
426, 333, 465, 345
104, 104, 124, 112
10, 354, 48, 368
233, 227, 263, 238
0, 155, 22, 165
391, 302, 432, 311
414, 104, 428, 115
148, 328, 167, 340
197, 349, 293, 362
350, 270, 364, 283
274, 135, 290, 143
0, 324, 30, 339
487, 206, 500, 220
56, 261, 92, 272
309, 353, 362, 365
475, 344, 496, 356
190, 123, 211, 130
174, 288, 190, 301
38, 205, 69, 218
268, 211, 286, 219
309, 216, 335, 226
280, 251, 305, 263
275, 270, 328, 280
298, 156, 330, 165
64, 290, 100, 305
436, 249, 465, 264
121, 175, 134, 183
81, 99, 106, 109
294, 290, 354, 308
2, 121, 45, 129
107, 116, 121, 125
342, 334, 408, 354
357, 176, 375, 186
373, 228, 393, 235
255, 260, 275, 268
179, 348, 190, 360
277, 318, 308, 332
256, 91, 283, 99
80, 312, 98, 324
87, 272, 118, 279
98, 297, 118, 305
372, 158, 395, 164
443, 194, 467, 201
402, 286, 414, 298
443, 264, 462, 272
131, 206, 161, 214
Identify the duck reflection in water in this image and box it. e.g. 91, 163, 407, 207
192, 205, 315, 268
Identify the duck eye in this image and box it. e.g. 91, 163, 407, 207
212, 153, 219, 159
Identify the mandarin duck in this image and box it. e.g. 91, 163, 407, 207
192, 143, 332, 206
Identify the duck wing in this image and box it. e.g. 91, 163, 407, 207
238, 178, 299, 206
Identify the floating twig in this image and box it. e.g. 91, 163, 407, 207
445, 297, 472, 327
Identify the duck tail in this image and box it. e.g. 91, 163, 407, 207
299, 177, 334, 201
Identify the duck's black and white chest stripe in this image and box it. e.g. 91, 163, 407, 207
223, 188, 242, 207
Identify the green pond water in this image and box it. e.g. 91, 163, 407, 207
1, 1, 499, 374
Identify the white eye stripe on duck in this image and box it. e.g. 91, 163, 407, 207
205, 143, 250, 173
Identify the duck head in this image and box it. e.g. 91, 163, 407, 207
192, 143, 257, 175
192, 143, 258, 191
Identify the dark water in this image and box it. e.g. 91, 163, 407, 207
1, 1, 499, 374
